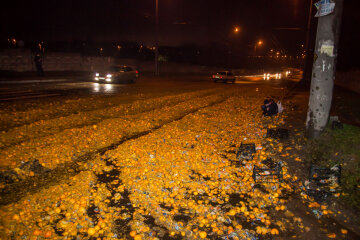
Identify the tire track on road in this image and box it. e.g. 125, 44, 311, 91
0, 89, 219, 149
0, 94, 229, 206
0, 88, 218, 131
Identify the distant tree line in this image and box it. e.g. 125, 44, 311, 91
1, 39, 305, 69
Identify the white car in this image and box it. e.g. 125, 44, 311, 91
212, 71, 235, 83
94, 65, 139, 83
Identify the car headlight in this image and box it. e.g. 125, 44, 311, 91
95, 73, 99, 76
106, 74, 112, 78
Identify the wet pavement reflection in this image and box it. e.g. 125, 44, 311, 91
92, 83, 117, 94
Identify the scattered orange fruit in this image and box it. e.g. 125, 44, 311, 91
199, 231, 207, 239
271, 228, 279, 235
327, 233, 336, 238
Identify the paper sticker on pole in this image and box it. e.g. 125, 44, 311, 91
314, 0, 335, 17
319, 40, 335, 57
314, 0, 330, 10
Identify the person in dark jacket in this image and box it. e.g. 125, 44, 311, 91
34, 52, 44, 76
262, 99, 278, 116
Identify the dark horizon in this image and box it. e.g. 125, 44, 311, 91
1, 1, 308, 48
1, 0, 359, 68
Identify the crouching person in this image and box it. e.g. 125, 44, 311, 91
262, 99, 278, 116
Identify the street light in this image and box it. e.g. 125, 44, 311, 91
228, 26, 241, 68
254, 40, 263, 56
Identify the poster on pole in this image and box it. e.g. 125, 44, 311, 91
315, 0, 335, 17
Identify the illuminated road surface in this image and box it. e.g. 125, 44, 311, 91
0, 71, 358, 240
0, 73, 299, 103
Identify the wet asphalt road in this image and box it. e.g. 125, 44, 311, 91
1, 72, 359, 239
0, 74, 294, 104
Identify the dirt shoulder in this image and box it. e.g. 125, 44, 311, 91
278, 85, 360, 239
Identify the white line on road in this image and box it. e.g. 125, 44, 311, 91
0, 93, 61, 101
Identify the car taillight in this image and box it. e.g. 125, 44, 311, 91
136, 70, 139, 74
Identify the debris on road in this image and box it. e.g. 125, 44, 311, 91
0, 85, 357, 239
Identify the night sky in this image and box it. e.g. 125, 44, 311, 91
1, 1, 306, 43
1, 0, 359, 61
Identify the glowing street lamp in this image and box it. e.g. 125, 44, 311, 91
254, 40, 264, 56
228, 26, 241, 67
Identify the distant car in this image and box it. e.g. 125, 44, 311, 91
94, 65, 139, 83
263, 72, 285, 80
212, 71, 235, 83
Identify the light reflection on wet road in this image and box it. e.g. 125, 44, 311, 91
92, 82, 116, 94
0, 81, 130, 102
0, 74, 299, 103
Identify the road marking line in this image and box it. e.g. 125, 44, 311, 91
0, 93, 60, 101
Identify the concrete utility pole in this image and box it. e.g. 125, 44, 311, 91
306, 0, 344, 139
